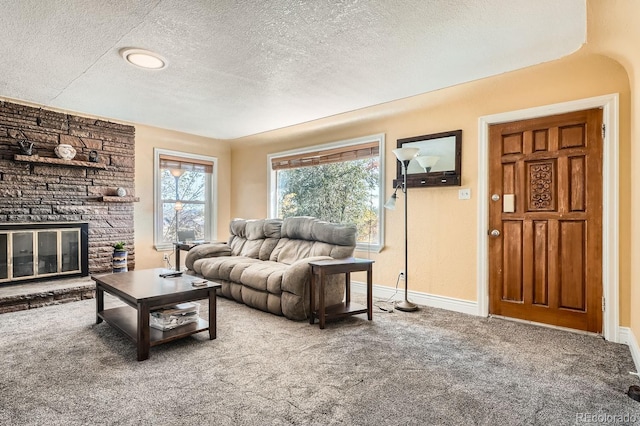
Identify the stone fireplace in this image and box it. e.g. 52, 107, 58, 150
0, 100, 137, 282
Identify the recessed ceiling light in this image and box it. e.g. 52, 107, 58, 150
120, 48, 167, 70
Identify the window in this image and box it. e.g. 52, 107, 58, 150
268, 134, 385, 251
154, 149, 217, 250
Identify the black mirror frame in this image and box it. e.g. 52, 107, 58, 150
393, 129, 462, 188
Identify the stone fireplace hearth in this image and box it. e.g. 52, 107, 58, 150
0, 100, 137, 278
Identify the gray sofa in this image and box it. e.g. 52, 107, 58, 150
184, 216, 357, 320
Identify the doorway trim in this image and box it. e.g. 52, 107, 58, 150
477, 94, 620, 342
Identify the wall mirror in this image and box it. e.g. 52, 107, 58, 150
393, 129, 462, 188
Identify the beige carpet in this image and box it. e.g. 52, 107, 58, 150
0, 295, 639, 425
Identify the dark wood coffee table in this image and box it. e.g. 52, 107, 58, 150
92, 268, 221, 361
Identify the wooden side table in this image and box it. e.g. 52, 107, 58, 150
308, 257, 374, 329
173, 242, 208, 271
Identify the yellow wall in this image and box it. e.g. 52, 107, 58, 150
230, 51, 631, 323
133, 125, 231, 269
584, 0, 640, 342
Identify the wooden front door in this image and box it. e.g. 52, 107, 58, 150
488, 109, 603, 333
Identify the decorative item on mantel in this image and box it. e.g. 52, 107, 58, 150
112, 242, 128, 273
17, 140, 34, 156
54, 143, 76, 160
116, 187, 127, 197
88, 150, 99, 163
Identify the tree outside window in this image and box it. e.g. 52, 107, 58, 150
160, 168, 206, 242
154, 150, 217, 250
270, 135, 384, 250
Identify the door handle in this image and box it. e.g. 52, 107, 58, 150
490, 229, 501, 237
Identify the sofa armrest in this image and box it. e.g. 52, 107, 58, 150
281, 255, 333, 296
184, 243, 232, 270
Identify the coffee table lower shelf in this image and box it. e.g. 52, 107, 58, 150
98, 306, 209, 347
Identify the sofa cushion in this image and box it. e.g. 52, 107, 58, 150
270, 238, 356, 265
195, 256, 260, 282
258, 238, 280, 261
185, 243, 231, 271
239, 261, 287, 294
270, 238, 311, 265
229, 219, 247, 238
228, 219, 247, 256
245, 219, 282, 239
263, 219, 283, 239
228, 218, 283, 259
241, 287, 283, 316
281, 216, 356, 246
270, 217, 357, 264
239, 239, 263, 258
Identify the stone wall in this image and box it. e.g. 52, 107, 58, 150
0, 100, 136, 273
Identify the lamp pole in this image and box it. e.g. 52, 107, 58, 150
396, 159, 418, 312
385, 147, 419, 311
170, 169, 185, 241
175, 175, 180, 239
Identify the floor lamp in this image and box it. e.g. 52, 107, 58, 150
384, 147, 420, 312
169, 169, 185, 242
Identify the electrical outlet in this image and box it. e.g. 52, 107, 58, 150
458, 188, 471, 200
399, 271, 405, 280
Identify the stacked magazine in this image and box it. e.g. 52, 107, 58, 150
150, 302, 199, 331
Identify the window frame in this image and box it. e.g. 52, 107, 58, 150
153, 148, 218, 251
267, 133, 386, 252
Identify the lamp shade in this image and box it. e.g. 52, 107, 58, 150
383, 193, 397, 210
392, 147, 419, 162
416, 155, 439, 170
169, 168, 185, 178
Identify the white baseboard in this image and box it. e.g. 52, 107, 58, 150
351, 281, 479, 317
619, 327, 640, 375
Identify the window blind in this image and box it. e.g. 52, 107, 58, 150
159, 154, 213, 174
271, 141, 379, 171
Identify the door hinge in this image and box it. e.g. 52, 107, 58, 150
602, 123, 606, 139
602, 297, 606, 312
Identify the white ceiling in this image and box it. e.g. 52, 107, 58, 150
0, 0, 586, 140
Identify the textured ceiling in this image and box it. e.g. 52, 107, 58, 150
0, 0, 586, 140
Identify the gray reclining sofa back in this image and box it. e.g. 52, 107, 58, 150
185, 216, 357, 320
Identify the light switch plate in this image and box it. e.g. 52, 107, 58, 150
458, 188, 471, 200
503, 194, 515, 212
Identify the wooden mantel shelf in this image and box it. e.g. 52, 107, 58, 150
100, 196, 140, 203
14, 154, 108, 169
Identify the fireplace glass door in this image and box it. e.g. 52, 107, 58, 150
38, 231, 58, 275
0, 233, 7, 280
12, 232, 34, 278
61, 230, 80, 272
0, 227, 83, 283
